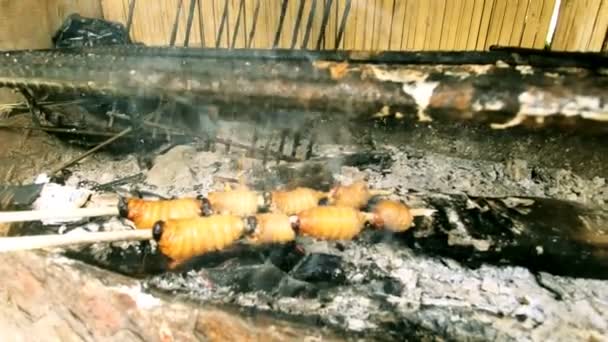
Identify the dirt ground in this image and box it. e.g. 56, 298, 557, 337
0, 114, 85, 184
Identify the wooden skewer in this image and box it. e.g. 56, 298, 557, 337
410, 208, 437, 217
368, 189, 394, 196
0, 229, 153, 253
0, 207, 120, 223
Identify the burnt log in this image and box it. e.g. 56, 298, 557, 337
0, 250, 342, 341
3, 246, 606, 342
1, 149, 606, 340
0, 47, 607, 133
398, 192, 608, 280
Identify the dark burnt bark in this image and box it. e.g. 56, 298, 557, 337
0, 47, 607, 133
398, 192, 608, 280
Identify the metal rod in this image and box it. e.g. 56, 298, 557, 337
183, 0, 198, 47
231, 0, 246, 48
125, 0, 137, 35
387, 0, 396, 49
197, 0, 206, 47
301, 0, 317, 49
248, 125, 258, 157
305, 131, 316, 160
335, 0, 352, 49
169, 0, 184, 46
92, 173, 144, 191
291, 0, 307, 48
247, 0, 262, 48
242, 0, 248, 47
0, 229, 152, 253
278, 130, 288, 155
273, 0, 290, 48
291, 131, 301, 158
143, 120, 299, 162
18, 87, 43, 126
262, 133, 273, 166
316, 0, 334, 50
216, 0, 230, 48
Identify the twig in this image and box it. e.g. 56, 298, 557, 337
0, 124, 120, 137
18, 87, 57, 126
0, 100, 85, 113
410, 208, 437, 217
0, 229, 152, 253
47, 108, 169, 176
49, 127, 133, 176
92, 173, 145, 191
0, 207, 119, 223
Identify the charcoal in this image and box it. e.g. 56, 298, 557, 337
64, 240, 164, 277
206, 263, 286, 293
289, 253, 346, 285
379, 277, 404, 297
169, 248, 268, 272
275, 276, 319, 298
0, 183, 44, 208
265, 242, 307, 272
403, 193, 608, 279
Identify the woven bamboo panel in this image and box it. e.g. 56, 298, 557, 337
0, 0, 103, 103
1, 0, 103, 50
101, 0, 602, 52
551, 0, 608, 51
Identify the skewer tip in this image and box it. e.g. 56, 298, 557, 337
410, 208, 436, 217
152, 221, 165, 241
118, 197, 129, 217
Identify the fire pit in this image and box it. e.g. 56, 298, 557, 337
0, 9, 607, 342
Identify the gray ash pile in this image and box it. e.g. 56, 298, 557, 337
48, 140, 608, 341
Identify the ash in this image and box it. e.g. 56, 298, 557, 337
66, 141, 608, 341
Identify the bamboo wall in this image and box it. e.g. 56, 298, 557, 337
100, 0, 608, 52
0, 0, 103, 103
0, 1, 606, 52
0, 0, 103, 50
551, 0, 608, 51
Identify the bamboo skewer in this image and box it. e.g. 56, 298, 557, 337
0, 229, 153, 253
368, 189, 394, 197
0, 207, 119, 223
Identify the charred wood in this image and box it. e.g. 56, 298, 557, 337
398, 192, 608, 280
0, 250, 342, 342
12, 45, 608, 69
0, 47, 607, 134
